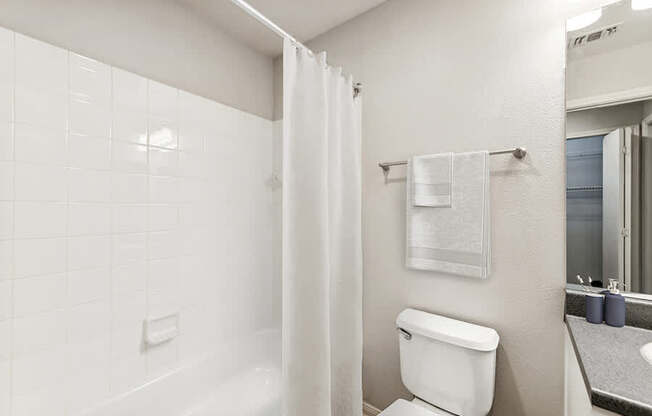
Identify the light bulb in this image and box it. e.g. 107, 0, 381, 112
632, 0, 652, 10
567, 8, 602, 32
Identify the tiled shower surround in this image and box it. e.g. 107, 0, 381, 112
0, 28, 275, 415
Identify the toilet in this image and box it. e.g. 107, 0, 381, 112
380, 309, 500, 416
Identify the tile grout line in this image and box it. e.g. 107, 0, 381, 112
173, 87, 180, 366
63, 47, 71, 416
145, 77, 151, 379
7, 29, 15, 416
107, 63, 115, 397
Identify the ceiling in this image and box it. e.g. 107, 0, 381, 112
568, 0, 652, 62
178, 0, 388, 56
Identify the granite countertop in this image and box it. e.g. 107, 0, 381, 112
566, 315, 652, 416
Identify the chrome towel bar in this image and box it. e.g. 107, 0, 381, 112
378, 147, 526, 177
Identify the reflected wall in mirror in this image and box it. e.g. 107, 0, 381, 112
566, 0, 652, 296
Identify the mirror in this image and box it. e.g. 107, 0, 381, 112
566, 0, 652, 296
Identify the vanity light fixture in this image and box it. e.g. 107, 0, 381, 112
567, 8, 603, 32
632, 0, 652, 10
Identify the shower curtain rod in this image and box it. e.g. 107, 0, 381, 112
229, 0, 311, 53
229, 0, 362, 97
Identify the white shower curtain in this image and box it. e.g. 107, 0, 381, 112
282, 39, 363, 416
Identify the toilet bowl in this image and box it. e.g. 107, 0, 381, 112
378, 309, 500, 416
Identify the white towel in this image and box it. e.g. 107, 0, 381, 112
406, 151, 490, 278
411, 153, 453, 207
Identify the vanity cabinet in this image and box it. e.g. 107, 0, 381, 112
564, 329, 619, 416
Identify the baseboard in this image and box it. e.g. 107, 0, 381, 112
363, 401, 382, 415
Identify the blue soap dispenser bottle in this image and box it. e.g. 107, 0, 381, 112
604, 279, 625, 327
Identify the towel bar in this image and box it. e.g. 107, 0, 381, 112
378, 147, 527, 177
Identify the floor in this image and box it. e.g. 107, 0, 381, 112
363, 402, 382, 416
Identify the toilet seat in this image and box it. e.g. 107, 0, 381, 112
378, 399, 452, 416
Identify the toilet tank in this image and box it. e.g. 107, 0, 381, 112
396, 309, 499, 416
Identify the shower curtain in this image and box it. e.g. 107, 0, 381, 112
282, 39, 363, 416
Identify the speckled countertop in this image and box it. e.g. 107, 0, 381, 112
566, 315, 652, 416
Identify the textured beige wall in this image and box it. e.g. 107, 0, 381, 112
273, 57, 283, 121
277, 0, 568, 414
0, 0, 274, 119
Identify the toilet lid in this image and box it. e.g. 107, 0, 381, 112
378, 399, 442, 416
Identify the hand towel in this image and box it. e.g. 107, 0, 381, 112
411, 153, 452, 207
406, 151, 490, 278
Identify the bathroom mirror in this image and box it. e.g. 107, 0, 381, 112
565, 0, 652, 296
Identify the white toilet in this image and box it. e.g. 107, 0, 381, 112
380, 308, 500, 416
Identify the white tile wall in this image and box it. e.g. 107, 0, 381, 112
0, 27, 276, 416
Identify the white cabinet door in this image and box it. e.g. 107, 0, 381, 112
564, 328, 621, 416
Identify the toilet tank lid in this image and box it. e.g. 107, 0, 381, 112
396, 309, 499, 352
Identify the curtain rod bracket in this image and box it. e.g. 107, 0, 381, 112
353, 83, 362, 98
230, 0, 364, 99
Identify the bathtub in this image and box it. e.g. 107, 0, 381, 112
83, 329, 280, 416
184, 364, 280, 416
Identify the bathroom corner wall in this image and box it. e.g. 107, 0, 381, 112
0, 28, 275, 415
0, 0, 274, 120
276, 0, 568, 414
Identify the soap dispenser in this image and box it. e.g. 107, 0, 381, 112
577, 274, 604, 324
604, 279, 625, 327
